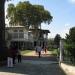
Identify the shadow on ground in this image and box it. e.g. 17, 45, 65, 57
22, 54, 57, 61
0, 62, 67, 75
22, 56, 57, 61
0, 56, 66, 75
0, 52, 67, 75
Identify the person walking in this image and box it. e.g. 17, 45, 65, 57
36, 45, 42, 58
12, 46, 17, 65
44, 46, 47, 54
35, 45, 38, 54
7, 46, 14, 67
17, 50, 21, 63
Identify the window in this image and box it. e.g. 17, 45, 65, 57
14, 30, 18, 32
12, 33, 18, 38
19, 33, 24, 38
19, 30, 23, 32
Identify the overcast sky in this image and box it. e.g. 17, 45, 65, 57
5, 0, 75, 38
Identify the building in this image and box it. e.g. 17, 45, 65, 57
5, 25, 50, 50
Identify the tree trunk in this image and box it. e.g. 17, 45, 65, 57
0, 0, 7, 61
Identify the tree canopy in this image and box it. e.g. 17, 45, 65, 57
65, 27, 75, 62
54, 34, 61, 48
66, 27, 75, 43
0, 0, 8, 61
7, 1, 53, 29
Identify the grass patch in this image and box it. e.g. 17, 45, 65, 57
21, 50, 33, 55
50, 49, 58, 56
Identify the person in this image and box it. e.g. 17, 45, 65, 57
36, 45, 42, 58
12, 46, 17, 64
35, 45, 38, 54
17, 50, 21, 63
44, 46, 47, 54
7, 46, 14, 67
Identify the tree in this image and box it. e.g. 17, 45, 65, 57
7, 1, 53, 29
65, 27, 75, 62
66, 27, 75, 43
7, 4, 16, 26
47, 38, 54, 50
54, 34, 61, 48
0, 0, 7, 61
0, 0, 12, 61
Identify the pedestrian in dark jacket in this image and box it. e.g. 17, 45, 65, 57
17, 50, 21, 63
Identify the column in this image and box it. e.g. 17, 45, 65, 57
59, 39, 64, 64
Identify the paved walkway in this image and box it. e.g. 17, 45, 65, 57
22, 51, 57, 61
0, 62, 66, 75
0, 51, 66, 75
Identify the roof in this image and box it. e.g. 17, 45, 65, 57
5, 25, 26, 30
5, 26, 50, 33
6, 25, 25, 28
29, 29, 50, 33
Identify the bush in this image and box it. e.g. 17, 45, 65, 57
64, 43, 75, 63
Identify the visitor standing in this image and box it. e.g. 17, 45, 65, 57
44, 46, 47, 53
17, 50, 21, 63
36, 45, 42, 58
12, 46, 17, 64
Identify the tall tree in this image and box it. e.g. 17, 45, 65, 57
54, 34, 61, 48
47, 38, 54, 49
65, 27, 75, 62
66, 27, 75, 43
7, 4, 16, 26
0, 0, 7, 61
7, 1, 53, 29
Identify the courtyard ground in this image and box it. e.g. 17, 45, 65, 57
0, 50, 74, 75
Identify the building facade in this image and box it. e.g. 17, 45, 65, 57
5, 25, 50, 50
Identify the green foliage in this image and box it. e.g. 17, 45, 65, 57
7, 1, 53, 29
47, 38, 54, 50
65, 44, 75, 56
65, 27, 75, 63
49, 49, 58, 56
54, 34, 61, 48
66, 27, 75, 43
21, 50, 33, 55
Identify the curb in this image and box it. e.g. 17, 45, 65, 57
60, 63, 75, 75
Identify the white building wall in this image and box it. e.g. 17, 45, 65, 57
6, 27, 34, 42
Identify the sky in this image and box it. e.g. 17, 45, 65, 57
5, 0, 75, 38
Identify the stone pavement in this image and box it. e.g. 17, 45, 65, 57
22, 51, 57, 61
0, 62, 66, 75
0, 51, 66, 75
